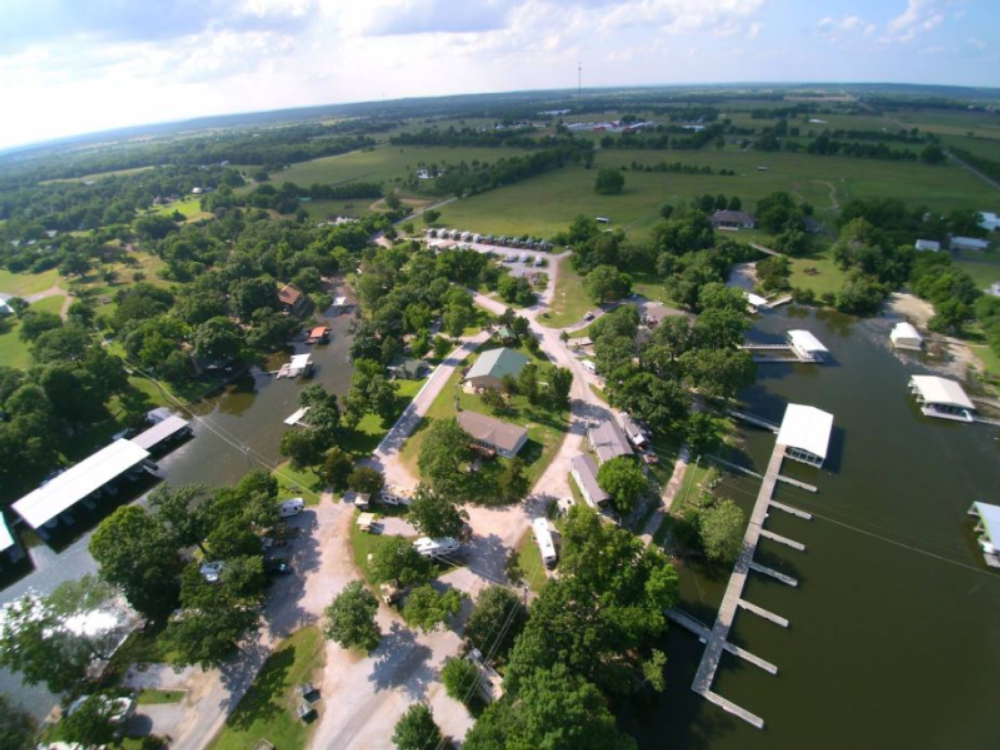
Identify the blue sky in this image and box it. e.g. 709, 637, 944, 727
0, 0, 996, 150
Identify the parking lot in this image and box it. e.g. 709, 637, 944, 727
426, 237, 552, 279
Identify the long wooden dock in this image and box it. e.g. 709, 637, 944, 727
769, 500, 813, 520
726, 409, 780, 433
738, 599, 789, 627
760, 528, 806, 551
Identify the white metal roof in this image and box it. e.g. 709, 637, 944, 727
532, 518, 557, 559
130, 415, 190, 450
289, 354, 312, 369
910, 376, 975, 410
973, 502, 1000, 546
787, 329, 828, 354
746, 292, 769, 309
0, 515, 15, 553
284, 406, 310, 426
890, 322, 922, 342
13, 440, 150, 529
777, 404, 833, 461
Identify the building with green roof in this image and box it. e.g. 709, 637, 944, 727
464, 347, 530, 390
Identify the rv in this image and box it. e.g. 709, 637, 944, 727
278, 498, 305, 517
532, 518, 558, 568
413, 537, 461, 559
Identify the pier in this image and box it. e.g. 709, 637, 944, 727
769, 500, 813, 520
726, 409, 780, 433
685, 438, 814, 729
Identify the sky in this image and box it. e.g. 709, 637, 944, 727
0, 0, 997, 151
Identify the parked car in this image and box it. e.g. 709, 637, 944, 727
199, 561, 225, 582
264, 558, 293, 575
278, 498, 304, 517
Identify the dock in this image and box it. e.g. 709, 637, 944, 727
769, 500, 813, 520
748, 561, 799, 587
760, 528, 806, 551
776, 474, 818, 492
738, 599, 789, 627
726, 409, 780, 434
768, 294, 793, 308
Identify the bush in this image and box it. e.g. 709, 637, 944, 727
594, 168, 625, 195
392, 704, 443, 750
441, 657, 480, 703
323, 580, 381, 652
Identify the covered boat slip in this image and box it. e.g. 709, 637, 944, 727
0, 514, 24, 565
12, 440, 151, 537
776, 404, 833, 467
130, 415, 191, 451
969, 502, 1000, 569
908, 375, 976, 422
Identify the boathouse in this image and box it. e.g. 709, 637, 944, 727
12, 440, 152, 539
968, 502, 1000, 569
776, 404, 833, 468
890, 322, 923, 351
277, 354, 313, 379
909, 375, 976, 422
786, 330, 829, 363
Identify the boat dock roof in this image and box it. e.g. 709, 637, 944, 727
777, 404, 833, 462
909, 375, 975, 410
131, 415, 190, 450
787, 329, 828, 354
972, 502, 1000, 547
12, 440, 150, 529
0, 515, 15, 553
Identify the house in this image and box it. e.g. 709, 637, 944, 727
914, 239, 942, 252
890, 322, 923, 351
951, 236, 990, 252
776, 404, 834, 468
570, 454, 610, 508
909, 375, 976, 422
711, 210, 757, 230
494, 325, 519, 345
588, 419, 634, 464
456, 411, 529, 458
745, 291, 769, 314
967, 502, 1000, 568
979, 212, 1000, 232
464, 348, 530, 390
786, 329, 829, 362
388, 358, 429, 380
277, 284, 308, 315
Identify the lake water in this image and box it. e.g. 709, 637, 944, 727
0, 283, 357, 716
622, 304, 1000, 750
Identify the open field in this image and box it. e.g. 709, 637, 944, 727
206, 627, 324, 750
0, 266, 59, 296
151, 196, 213, 222
0, 295, 67, 369
892, 108, 1000, 140
277, 145, 532, 195
941, 134, 1000, 161
541, 257, 590, 328
437, 146, 992, 241
40, 165, 157, 184
954, 258, 1000, 290
788, 249, 850, 296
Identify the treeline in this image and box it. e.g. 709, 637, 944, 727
390, 126, 540, 148
824, 128, 925, 143
627, 160, 734, 175
597, 123, 726, 150
803, 136, 920, 161
951, 147, 1000, 184
434, 140, 593, 198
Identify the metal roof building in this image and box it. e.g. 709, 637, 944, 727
12, 440, 150, 532
570, 454, 610, 508
464, 348, 530, 390
457, 411, 529, 458
786, 329, 829, 362
777, 404, 834, 467
131, 415, 191, 451
588, 419, 634, 464
970, 502, 1000, 568
890, 322, 923, 351
909, 375, 976, 422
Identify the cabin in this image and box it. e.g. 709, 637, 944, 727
950, 236, 990, 252
786, 329, 829, 363
277, 284, 308, 315
914, 239, 941, 252
909, 375, 976, 422
532, 518, 558, 568
968, 502, 1000, 568
711, 210, 757, 230
457, 411, 529, 458
570, 454, 610, 508
12, 440, 153, 540
777, 404, 834, 468
588, 419, 634, 464
464, 348, 530, 390
890, 322, 923, 351
305, 326, 330, 344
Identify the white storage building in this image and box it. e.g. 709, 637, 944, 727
890, 322, 923, 351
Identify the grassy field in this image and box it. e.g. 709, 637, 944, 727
137, 689, 185, 705
435, 145, 993, 241
206, 627, 324, 750
954, 259, 1000, 291
515, 528, 549, 593
788, 249, 850, 296
0, 267, 59, 296
278, 145, 532, 196
397, 344, 570, 494
151, 196, 213, 223
0, 295, 67, 369
892, 109, 1000, 140
273, 461, 325, 506
541, 257, 591, 328
40, 165, 157, 184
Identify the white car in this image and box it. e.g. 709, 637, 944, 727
584, 311, 595, 321
200, 561, 225, 582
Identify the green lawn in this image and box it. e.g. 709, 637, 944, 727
273, 462, 325, 506
137, 689, 185, 705
349, 508, 420, 585
541, 257, 591, 328
788, 249, 849, 297
0, 267, 60, 297
206, 627, 324, 750
955, 259, 1000, 291
30, 295, 65, 315
516, 529, 549, 593
40, 165, 157, 184
971, 344, 1000, 382
150, 196, 213, 223
278, 145, 532, 196
337, 377, 426, 456
0, 295, 68, 370
397, 345, 570, 496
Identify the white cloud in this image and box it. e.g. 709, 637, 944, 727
816, 13, 871, 43
885, 0, 948, 42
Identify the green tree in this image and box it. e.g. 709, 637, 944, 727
432, 336, 452, 359
0, 595, 93, 693
409, 485, 469, 539
89, 506, 181, 620
149, 485, 212, 553
418, 417, 473, 500
280, 429, 323, 469
464, 664, 636, 750
699, 498, 745, 564
594, 168, 625, 195
370, 536, 432, 587
441, 657, 480, 703
423, 209, 441, 225
392, 704, 443, 750
596, 457, 647, 515
348, 466, 384, 495
192, 317, 243, 361
465, 586, 528, 664
60, 694, 118, 749
547, 367, 573, 409
402, 585, 464, 633
319, 447, 354, 491
0, 694, 36, 750
584, 265, 630, 303
685, 412, 724, 457
497, 457, 529, 504
324, 581, 381, 652
17, 311, 62, 342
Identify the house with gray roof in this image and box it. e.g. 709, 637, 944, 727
571, 454, 610, 508
588, 419, 634, 464
457, 411, 529, 458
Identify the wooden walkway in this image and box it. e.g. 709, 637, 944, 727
770, 500, 813, 520
760, 528, 806, 551
738, 599, 789, 627
726, 409, 780, 433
